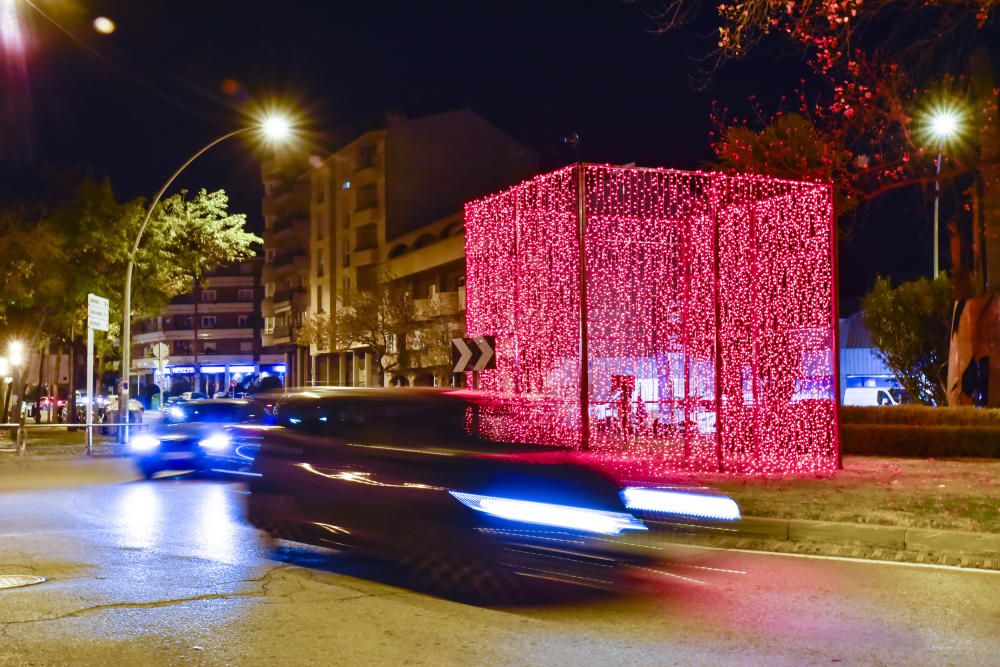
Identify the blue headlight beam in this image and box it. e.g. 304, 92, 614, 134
449, 491, 647, 535
621, 487, 741, 521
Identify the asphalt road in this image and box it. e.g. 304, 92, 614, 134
0, 460, 998, 666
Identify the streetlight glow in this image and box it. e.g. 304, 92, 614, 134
261, 115, 292, 143
930, 110, 959, 141
7, 340, 24, 367
0, 356, 8, 377
92, 16, 116, 34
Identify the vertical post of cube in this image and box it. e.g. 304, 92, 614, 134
576, 163, 591, 451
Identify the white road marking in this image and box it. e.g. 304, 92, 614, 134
666, 542, 1000, 574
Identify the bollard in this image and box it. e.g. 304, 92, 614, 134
16, 412, 26, 457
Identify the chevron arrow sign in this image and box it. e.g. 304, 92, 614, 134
451, 336, 496, 373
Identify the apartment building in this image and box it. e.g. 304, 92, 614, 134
131, 261, 283, 397
260, 156, 311, 388
300, 109, 537, 386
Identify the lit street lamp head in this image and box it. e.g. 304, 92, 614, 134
930, 110, 959, 141
7, 340, 23, 367
261, 115, 292, 143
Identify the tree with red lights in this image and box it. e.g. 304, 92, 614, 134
648, 0, 1000, 406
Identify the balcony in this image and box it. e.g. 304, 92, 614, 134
272, 287, 307, 305
273, 252, 308, 269
272, 216, 305, 235
350, 207, 378, 227
414, 290, 464, 320
352, 164, 378, 187
352, 248, 378, 267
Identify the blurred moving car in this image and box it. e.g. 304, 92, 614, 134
127, 398, 268, 478
243, 388, 741, 602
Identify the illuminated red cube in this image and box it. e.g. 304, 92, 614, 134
465, 164, 838, 474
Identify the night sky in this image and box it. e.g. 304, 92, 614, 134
1, 1, 955, 306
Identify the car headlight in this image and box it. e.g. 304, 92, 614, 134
168, 406, 185, 419
128, 434, 160, 453
620, 487, 741, 521
199, 433, 232, 452
449, 491, 647, 535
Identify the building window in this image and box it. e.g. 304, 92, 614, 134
316, 214, 325, 241
355, 185, 377, 212
265, 248, 276, 263
264, 317, 275, 334
177, 315, 193, 329
202, 316, 216, 328
240, 341, 253, 352
202, 343, 217, 354
238, 288, 253, 301
314, 176, 325, 204
265, 282, 275, 298
201, 289, 217, 302
342, 180, 351, 190
238, 314, 250, 328
174, 340, 191, 354
316, 250, 325, 278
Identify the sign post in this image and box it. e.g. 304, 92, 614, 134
150, 342, 169, 410
451, 336, 496, 390
87, 294, 109, 455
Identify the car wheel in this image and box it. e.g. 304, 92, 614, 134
402, 534, 523, 605
137, 462, 160, 479
247, 492, 302, 542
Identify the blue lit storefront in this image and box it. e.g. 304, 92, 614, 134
155, 363, 287, 396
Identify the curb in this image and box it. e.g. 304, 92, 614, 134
677, 515, 1000, 556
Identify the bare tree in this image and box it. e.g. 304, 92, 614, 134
329, 273, 417, 385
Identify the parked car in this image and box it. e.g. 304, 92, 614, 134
100, 396, 145, 434
243, 388, 741, 602
843, 387, 902, 406
127, 398, 268, 478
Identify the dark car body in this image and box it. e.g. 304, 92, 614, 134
128, 398, 270, 478
242, 388, 739, 601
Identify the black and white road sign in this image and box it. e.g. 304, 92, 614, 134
451, 336, 496, 373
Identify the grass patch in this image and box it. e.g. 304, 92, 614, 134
701, 456, 1000, 533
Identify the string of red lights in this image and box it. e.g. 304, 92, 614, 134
465, 164, 837, 474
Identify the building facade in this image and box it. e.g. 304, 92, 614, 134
260, 157, 311, 388
131, 261, 284, 398
266, 109, 537, 388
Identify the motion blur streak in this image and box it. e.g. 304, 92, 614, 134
450, 491, 647, 535
621, 487, 742, 521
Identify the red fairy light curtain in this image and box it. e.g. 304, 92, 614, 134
465, 164, 838, 474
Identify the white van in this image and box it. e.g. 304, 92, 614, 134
843, 387, 900, 406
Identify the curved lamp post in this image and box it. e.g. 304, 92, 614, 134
119, 116, 292, 440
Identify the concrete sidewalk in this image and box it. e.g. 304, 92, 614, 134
645, 515, 1000, 568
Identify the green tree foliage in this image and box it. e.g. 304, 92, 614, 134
861, 275, 953, 405
0, 178, 259, 369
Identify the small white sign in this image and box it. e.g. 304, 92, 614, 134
88, 293, 109, 332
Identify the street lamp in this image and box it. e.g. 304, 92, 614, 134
118, 114, 294, 439
924, 104, 964, 277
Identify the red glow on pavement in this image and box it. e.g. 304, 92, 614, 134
465, 164, 838, 474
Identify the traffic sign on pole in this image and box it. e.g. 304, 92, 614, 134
451, 336, 496, 373
87, 293, 109, 332
85, 293, 109, 455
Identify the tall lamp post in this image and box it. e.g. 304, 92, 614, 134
119, 116, 293, 440
927, 108, 962, 277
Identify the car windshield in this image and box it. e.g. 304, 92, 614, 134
170, 403, 246, 423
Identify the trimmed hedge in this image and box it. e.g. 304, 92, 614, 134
841, 424, 1000, 458
840, 405, 1000, 427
